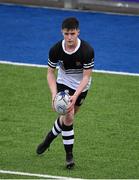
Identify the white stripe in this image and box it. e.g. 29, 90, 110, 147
48, 59, 57, 68
84, 65, 94, 69
55, 120, 61, 132
48, 58, 57, 65
83, 62, 94, 69
93, 69, 139, 76
48, 63, 56, 68
63, 139, 74, 145
84, 61, 94, 66
0, 60, 139, 77
0, 60, 48, 68
62, 130, 74, 137
0, 169, 84, 180
52, 127, 58, 136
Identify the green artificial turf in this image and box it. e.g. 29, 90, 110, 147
0, 64, 139, 179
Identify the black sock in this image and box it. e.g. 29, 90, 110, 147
62, 123, 74, 154
45, 117, 62, 144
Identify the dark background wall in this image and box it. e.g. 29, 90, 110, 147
0, 0, 139, 14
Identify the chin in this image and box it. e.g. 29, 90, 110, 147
68, 42, 74, 46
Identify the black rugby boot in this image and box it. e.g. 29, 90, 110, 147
36, 131, 55, 155
66, 152, 75, 169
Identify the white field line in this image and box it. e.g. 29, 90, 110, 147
93, 69, 139, 77
0, 169, 86, 180
0, 60, 139, 77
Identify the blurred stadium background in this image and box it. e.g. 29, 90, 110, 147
0, 0, 139, 14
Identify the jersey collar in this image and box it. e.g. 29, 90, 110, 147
62, 38, 81, 55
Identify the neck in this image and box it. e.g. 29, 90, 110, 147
62, 38, 81, 55
65, 39, 78, 52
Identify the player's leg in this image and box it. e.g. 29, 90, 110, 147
61, 109, 75, 169
36, 84, 65, 155
36, 117, 62, 154
74, 105, 80, 114
61, 90, 88, 168
54, 83, 75, 168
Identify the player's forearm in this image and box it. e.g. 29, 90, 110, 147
47, 70, 57, 99
67, 75, 90, 112
74, 69, 92, 98
74, 76, 90, 97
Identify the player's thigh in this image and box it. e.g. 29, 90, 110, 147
74, 91, 88, 114
74, 105, 80, 114
75, 90, 88, 106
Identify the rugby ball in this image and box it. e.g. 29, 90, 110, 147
54, 91, 70, 115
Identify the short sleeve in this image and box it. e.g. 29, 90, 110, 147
48, 43, 60, 68
83, 47, 94, 70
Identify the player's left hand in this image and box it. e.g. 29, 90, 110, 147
52, 94, 56, 112
67, 95, 77, 112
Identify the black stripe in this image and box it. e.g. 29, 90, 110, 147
57, 117, 62, 129
62, 124, 73, 131
54, 124, 61, 134
66, 71, 82, 74
62, 135, 74, 140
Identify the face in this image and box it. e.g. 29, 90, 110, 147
62, 28, 80, 47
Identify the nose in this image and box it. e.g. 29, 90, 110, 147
67, 33, 72, 40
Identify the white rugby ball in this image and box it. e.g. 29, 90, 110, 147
54, 91, 70, 115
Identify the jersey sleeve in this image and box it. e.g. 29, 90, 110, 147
48, 44, 59, 68
83, 46, 94, 70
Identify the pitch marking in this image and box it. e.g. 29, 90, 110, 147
0, 60, 139, 77
0, 169, 86, 180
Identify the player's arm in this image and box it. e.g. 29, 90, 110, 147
68, 45, 94, 112
47, 44, 59, 105
47, 66, 57, 107
74, 68, 92, 97
67, 68, 92, 112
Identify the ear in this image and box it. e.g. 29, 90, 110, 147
77, 29, 80, 35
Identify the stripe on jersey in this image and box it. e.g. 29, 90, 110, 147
48, 59, 57, 68
83, 60, 94, 69
65, 69, 83, 74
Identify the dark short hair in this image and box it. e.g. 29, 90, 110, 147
62, 17, 79, 30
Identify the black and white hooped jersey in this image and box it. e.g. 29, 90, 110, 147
48, 38, 94, 91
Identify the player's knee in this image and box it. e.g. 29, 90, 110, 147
65, 118, 73, 125
64, 112, 74, 125
60, 108, 74, 125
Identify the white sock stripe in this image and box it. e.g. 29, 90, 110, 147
62, 130, 74, 137
52, 127, 58, 136
63, 139, 74, 145
55, 120, 61, 133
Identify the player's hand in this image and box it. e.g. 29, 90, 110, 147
52, 94, 56, 111
67, 95, 77, 113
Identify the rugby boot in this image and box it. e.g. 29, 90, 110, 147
66, 152, 75, 169
36, 131, 55, 155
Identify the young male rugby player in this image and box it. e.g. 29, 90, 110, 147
36, 17, 94, 169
